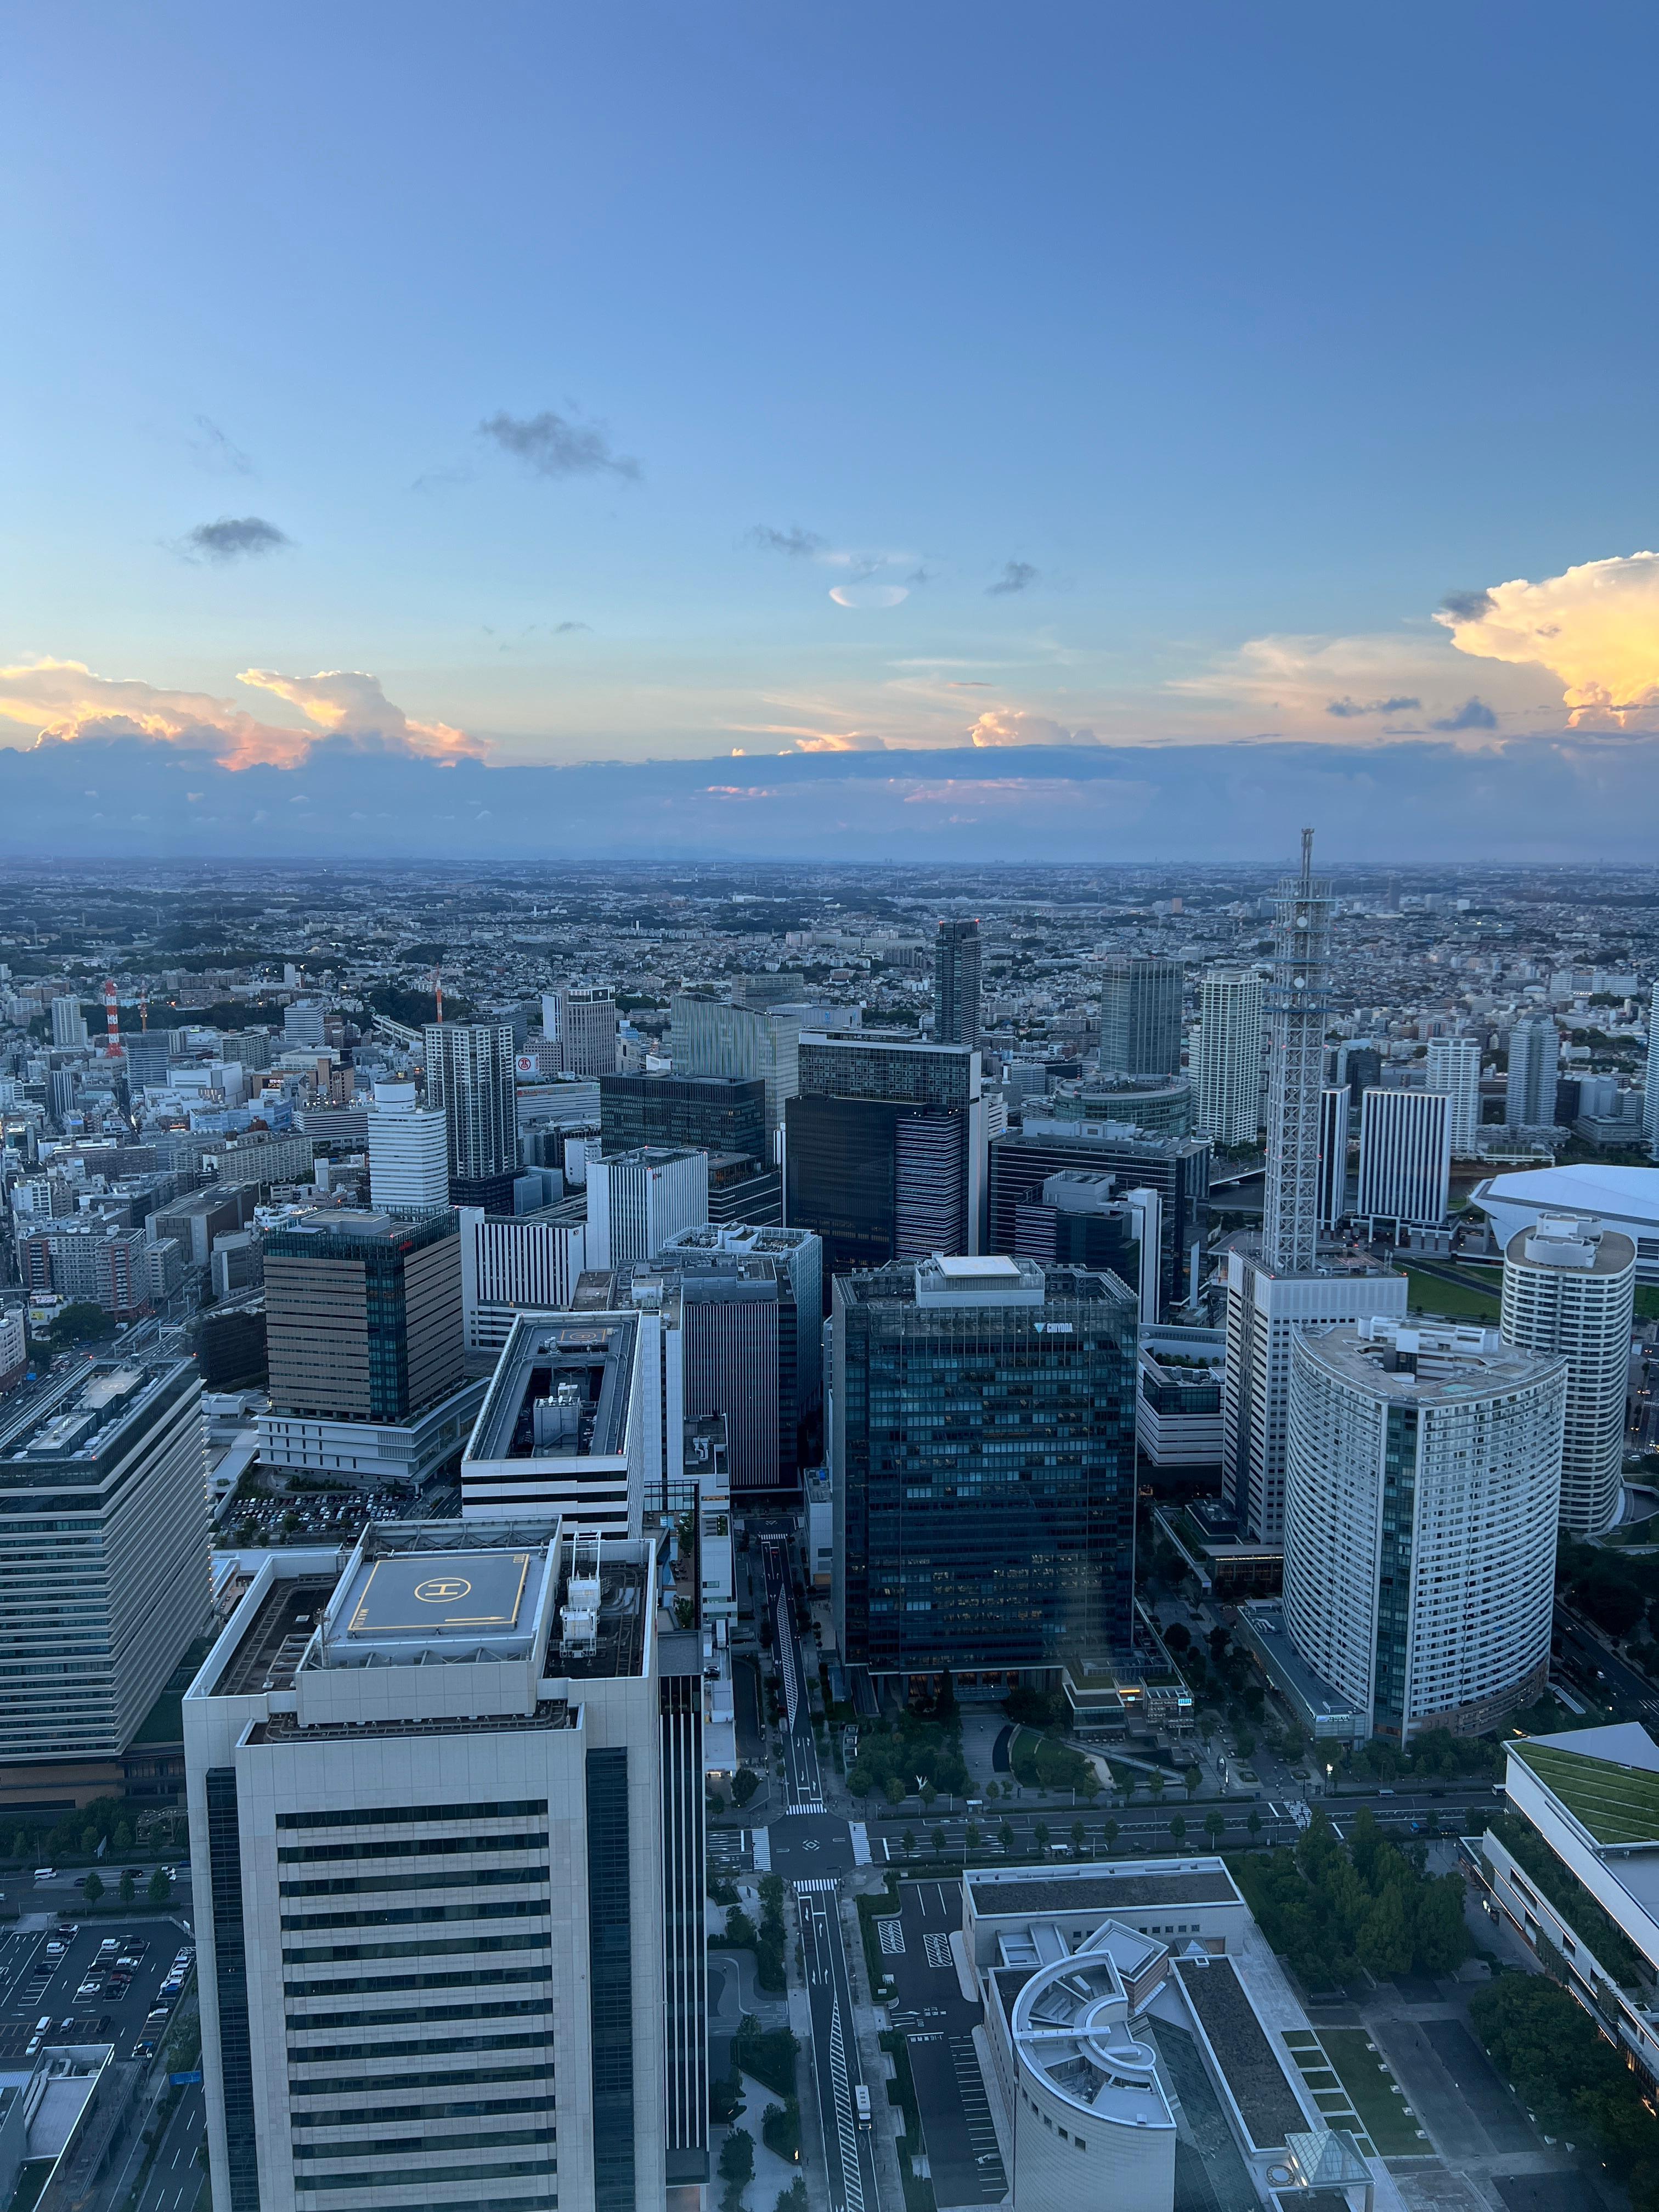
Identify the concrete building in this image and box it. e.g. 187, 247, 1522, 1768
424, 1020, 518, 1211
1646, 985, 1659, 1161
1317, 1086, 1350, 1228
1194, 968, 1263, 1148
184, 1516, 706, 2212
260, 1209, 482, 1489
587, 1146, 709, 1270
0, 1357, 207, 1811
1098, 956, 1183, 1078
833, 1255, 1138, 1694
1136, 1327, 1226, 1481
670, 995, 856, 1143
599, 1072, 766, 1166
1501, 1212, 1637, 1535
786, 1031, 986, 1288
366, 1079, 450, 1215
1425, 1037, 1482, 1155
1473, 1164, 1659, 1285
458, 1203, 591, 1355
1506, 1013, 1560, 1128
49, 996, 88, 1049
211, 1129, 317, 1190
542, 985, 618, 1079
991, 1121, 1210, 1321
461, 1310, 646, 1528
0, 1308, 25, 1396
1281, 1317, 1565, 1743
933, 916, 982, 1051
1356, 1088, 1451, 1229
1013, 1169, 1159, 1321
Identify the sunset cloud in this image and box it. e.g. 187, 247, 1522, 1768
967, 708, 1100, 747
0, 659, 486, 770
1435, 551, 1659, 727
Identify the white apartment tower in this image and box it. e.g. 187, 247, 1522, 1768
1357, 1089, 1452, 1229
543, 986, 619, 1080
1282, 1317, 1565, 1742
1645, 983, 1659, 1161
1501, 1213, 1637, 1535
1425, 1037, 1481, 1155
185, 1517, 707, 2212
1222, 832, 1407, 1542
365, 1080, 451, 1215
1194, 968, 1263, 1148
587, 1147, 709, 1271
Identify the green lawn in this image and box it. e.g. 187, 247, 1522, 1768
1404, 1269, 1501, 1322
1511, 1740, 1659, 1846
1317, 2029, 1426, 2155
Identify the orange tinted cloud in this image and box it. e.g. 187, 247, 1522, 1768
1436, 552, 1659, 727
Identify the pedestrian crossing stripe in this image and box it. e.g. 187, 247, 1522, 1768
793, 1877, 840, 1893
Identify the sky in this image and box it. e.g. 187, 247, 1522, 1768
4, 3, 1659, 859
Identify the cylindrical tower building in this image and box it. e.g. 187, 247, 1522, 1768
1501, 1212, 1636, 1535
1282, 1317, 1566, 1742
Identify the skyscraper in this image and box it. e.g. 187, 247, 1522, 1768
542, 985, 619, 1078
599, 1073, 766, 1164
1356, 1089, 1452, 1229
933, 917, 982, 1051
1645, 985, 1659, 1161
1194, 968, 1263, 1147
0, 1356, 206, 1808
1098, 957, 1183, 1077
990, 1117, 1210, 1320
785, 1031, 985, 1292
424, 1020, 518, 1210
1317, 1086, 1350, 1228
670, 992, 857, 1141
1501, 1212, 1637, 1534
185, 1516, 704, 2211
366, 1079, 450, 1215
1281, 1317, 1565, 1742
49, 995, 88, 1049
462, 1310, 647, 1526
832, 1255, 1138, 1691
1506, 1013, 1560, 1128
1222, 833, 1407, 1542
588, 1146, 710, 1269
1425, 1037, 1481, 1155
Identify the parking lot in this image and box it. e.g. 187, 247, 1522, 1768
879, 1878, 1007, 2207
222, 1485, 422, 1545
0, 1912, 195, 2062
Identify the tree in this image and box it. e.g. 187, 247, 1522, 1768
998, 1822, 1016, 1857
47, 1302, 116, 1346
774, 2186, 809, 2212
711, 2067, 746, 2124
761, 2100, 802, 2163
719, 2125, 755, 2194
1169, 1815, 1187, 1848
1357, 1884, 1413, 1978
119, 1870, 136, 1904
1070, 1820, 1086, 1855
1414, 1874, 1472, 1975
930, 1827, 946, 1859
1246, 1809, 1263, 1844
1183, 1765, 1202, 1799
730, 1769, 761, 1808
1034, 1820, 1051, 1858
964, 1823, 982, 1855
1103, 1818, 1120, 1854
1204, 1811, 1225, 1848
148, 1867, 171, 1906
1148, 1769, 1165, 1803
901, 1828, 917, 1859
82, 1871, 104, 1906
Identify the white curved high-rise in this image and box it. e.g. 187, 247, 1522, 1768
1501, 1213, 1637, 1535
1283, 1317, 1565, 1742
1195, 968, 1263, 1147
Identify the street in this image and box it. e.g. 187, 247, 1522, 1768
132, 2081, 206, 2212
759, 1535, 884, 2212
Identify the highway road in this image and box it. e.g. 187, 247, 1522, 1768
759, 1536, 883, 2212
133, 2082, 206, 2212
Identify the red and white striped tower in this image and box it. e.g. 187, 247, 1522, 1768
103, 977, 124, 1058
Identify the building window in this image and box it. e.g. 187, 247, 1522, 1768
587, 1747, 636, 2211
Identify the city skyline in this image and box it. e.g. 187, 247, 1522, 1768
5, 6, 1659, 858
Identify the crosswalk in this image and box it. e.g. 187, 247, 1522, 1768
794, 1876, 840, 1894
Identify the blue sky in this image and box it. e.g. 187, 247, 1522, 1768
4, 3, 1659, 851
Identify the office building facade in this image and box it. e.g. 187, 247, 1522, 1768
587, 1147, 709, 1271
1501, 1213, 1637, 1535
1506, 1013, 1560, 1128
833, 1256, 1138, 1691
185, 1516, 704, 2212
424, 1021, 518, 1210
933, 917, 982, 1051
1425, 1037, 1481, 1155
0, 1357, 208, 1808
1282, 1318, 1565, 1742
990, 1121, 1209, 1321
1317, 1086, 1350, 1228
1098, 957, 1183, 1079
366, 1082, 451, 1215
542, 986, 618, 1079
786, 1032, 985, 1290
1194, 968, 1263, 1148
599, 1073, 765, 1166
458, 1205, 591, 1355
670, 995, 855, 1142
1357, 1088, 1451, 1228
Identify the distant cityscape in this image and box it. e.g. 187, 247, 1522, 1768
0, 850, 1656, 2212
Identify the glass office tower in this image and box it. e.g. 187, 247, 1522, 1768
831, 1255, 1138, 1695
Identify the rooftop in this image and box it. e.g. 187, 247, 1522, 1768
1512, 1732, 1659, 1848
966, 1862, 1240, 1917
0, 1357, 195, 1486
467, 1309, 639, 1464
1294, 1320, 1562, 1404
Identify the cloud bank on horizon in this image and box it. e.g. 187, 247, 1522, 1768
1435, 551, 1659, 729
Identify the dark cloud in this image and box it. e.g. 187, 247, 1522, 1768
1431, 696, 1499, 731
988, 560, 1039, 596
1440, 589, 1497, 624
479, 409, 640, 482
189, 416, 253, 476
183, 516, 292, 562
906, 565, 936, 586
1325, 694, 1421, 718
555, 621, 590, 634
746, 524, 826, 557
